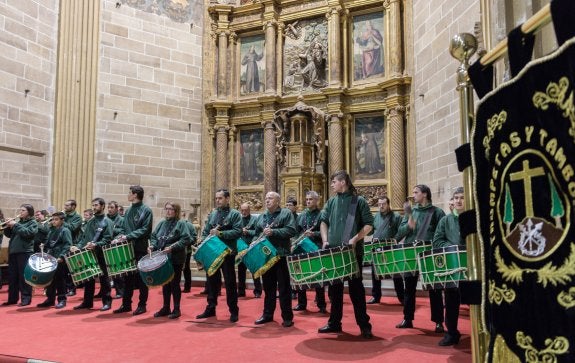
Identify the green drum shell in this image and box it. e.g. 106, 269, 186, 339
373, 241, 432, 279
24, 253, 58, 288
236, 238, 249, 254
292, 237, 319, 255
138, 252, 174, 287
65, 249, 103, 286
193, 235, 231, 277
363, 239, 396, 266
287, 245, 358, 290
241, 238, 280, 279
102, 241, 137, 277
418, 245, 467, 290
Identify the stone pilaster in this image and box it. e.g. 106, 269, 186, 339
386, 0, 403, 77
264, 21, 277, 94
263, 119, 278, 194
217, 30, 229, 99
328, 113, 344, 178
326, 6, 342, 86
386, 106, 407, 208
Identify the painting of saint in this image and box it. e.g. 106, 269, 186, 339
353, 12, 385, 82
240, 36, 265, 95
354, 115, 385, 180
239, 128, 264, 184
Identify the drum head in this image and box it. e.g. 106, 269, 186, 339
29, 253, 58, 271
138, 252, 167, 272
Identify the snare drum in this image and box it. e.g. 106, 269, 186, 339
287, 245, 359, 290
103, 240, 137, 277
65, 248, 103, 286
418, 245, 467, 290
241, 238, 280, 279
24, 253, 58, 288
193, 235, 231, 276
138, 251, 174, 287
363, 238, 396, 266
291, 237, 319, 255
373, 240, 432, 279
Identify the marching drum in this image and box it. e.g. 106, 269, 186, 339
102, 240, 137, 277
418, 245, 467, 290
138, 251, 174, 287
241, 238, 280, 279
24, 253, 58, 288
363, 238, 396, 266
291, 237, 319, 255
287, 245, 359, 290
193, 235, 231, 276
235, 238, 250, 265
65, 248, 103, 286
373, 240, 432, 279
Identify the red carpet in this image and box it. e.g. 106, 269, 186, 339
0, 283, 471, 362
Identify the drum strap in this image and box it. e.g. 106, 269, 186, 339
48, 227, 64, 249
414, 208, 435, 241
341, 196, 359, 244
92, 218, 108, 244
158, 220, 177, 250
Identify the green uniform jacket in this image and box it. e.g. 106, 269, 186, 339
240, 215, 257, 244
296, 208, 322, 245
373, 211, 401, 240
320, 192, 374, 247
34, 222, 50, 250
395, 203, 445, 244
150, 218, 193, 265
107, 213, 124, 237
45, 226, 73, 259
183, 220, 198, 254
5, 217, 38, 254
121, 201, 153, 254
201, 207, 242, 253
64, 211, 82, 242
432, 213, 463, 248
254, 208, 296, 256
76, 214, 114, 249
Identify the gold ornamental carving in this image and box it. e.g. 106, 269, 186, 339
233, 191, 264, 211
356, 185, 387, 207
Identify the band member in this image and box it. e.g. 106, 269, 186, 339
237, 202, 262, 298
318, 170, 373, 339
71, 198, 114, 311
180, 211, 194, 293
33, 210, 50, 253
107, 201, 125, 298
149, 202, 194, 319
253, 191, 296, 327
36, 212, 72, 309
367, 196, 403, 305
113, 185, 153, 315
0, 209, 4, 289
196, 189, 242, 323
293, 191, 327, 313
394, 184, 446, 331
63, 199, 82, 297
2, 204, 38, 306
433, 187, 464, 346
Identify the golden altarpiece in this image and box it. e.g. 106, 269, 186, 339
201, 0, 410, 214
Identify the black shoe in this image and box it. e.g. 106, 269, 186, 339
254, 292, 262, 298
1, 301, 17, 306
238, 291, 246, 297
73, 303, 92, 310
230, 313, 238, 323
37, 300, 55, 308
182, 288, 191, 293
133, 306, 146, 316
435, 323, 445, 333
66, 291, 76, 297
254, 315, 273, 325
366, 297, 380, 304
154, 307, 171, 318
318, 307, 328, 314
396, 319, 413, 329
282, 320, 294, 327
293, 304, 306, 311
438, 332, 461, 346
100, 304, 111, 312
113, 305, 132, 314
318, 324, 342, 333
55, 301, 66, 309
196, 309, 216, 319
361, 328, 374, 339
168, 310, 181, 319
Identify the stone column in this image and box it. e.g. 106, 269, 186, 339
215, 126, 229, 189
276, 22, 284, 94
263, 120, 277, 193
217, 30, 229, 99
326, 7, 342, 86
386, 106, 407, 208
328, 113, 344, 177
228, 31, 238, 99
387, 0, 403, 77
264, 21, 277, 94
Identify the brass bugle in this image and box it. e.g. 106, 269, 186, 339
0, 213, 22, 231
42, 210, 65, 225
290, 228, 312, 252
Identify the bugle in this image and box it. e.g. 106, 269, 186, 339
0, 213, 22, 231
290, 228, 313, 253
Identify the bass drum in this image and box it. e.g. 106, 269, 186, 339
24, 253, 58, 288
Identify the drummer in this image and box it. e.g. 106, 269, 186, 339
63, 199, 82, 297
70, 198, 114, 311
148, 202, 194, 319
318, 170, 374, 339
196, 189, 242, 323
36, 212, 73, 309
293, 191, 327, 314
237, 202, 262, 298
432, 187, 465, 346
394, 184, 446, 331
253, 191, 296, 327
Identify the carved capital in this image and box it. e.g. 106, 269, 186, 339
383, 0, 391, 10
228, 31, 237, 44
263, 19, 277, 32
325, 7, 342, 20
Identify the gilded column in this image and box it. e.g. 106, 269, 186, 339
386, 106, 407, 208
263, 120, 277, 193
276, 22, 284, 94
53, 0, 100, 208
328, 113, 344, 177
228, 32, 238, 99
215, 126, 229, 189
326, 7, 342, 86
387, 0, 403, 77
217, 30, 229, 99
264, 21, 277, 94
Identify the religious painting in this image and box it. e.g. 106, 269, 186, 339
282, 18, 329, 95
238, 128, 264, 185
239, 35, 265, 96
352, 12, 385, 82
353, 114, 385, 180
